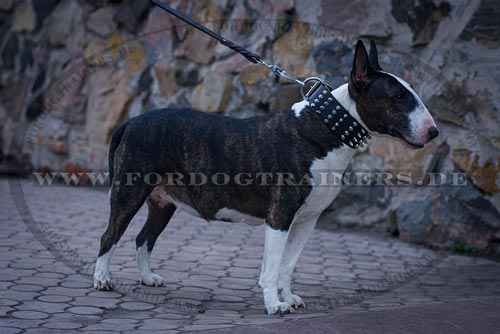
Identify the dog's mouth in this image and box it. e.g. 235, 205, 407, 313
391, 131, 424, 149
400, 137, 424, 149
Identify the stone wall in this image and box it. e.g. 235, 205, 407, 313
1, 0, 499, 255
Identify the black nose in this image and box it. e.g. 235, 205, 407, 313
428, 126, 439, 141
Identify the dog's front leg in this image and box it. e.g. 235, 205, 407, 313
278, 214, 320, 308
259, 224, 295, 315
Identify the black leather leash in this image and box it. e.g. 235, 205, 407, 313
149, 0, 370, 148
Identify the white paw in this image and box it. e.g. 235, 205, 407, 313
265, 301, 295, 315
281, 291, 305, 309
93, 271, 114, 290
140, 272, 165, 287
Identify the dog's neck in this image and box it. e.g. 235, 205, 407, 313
292, 83, 372, 153
330, 83, 370, 132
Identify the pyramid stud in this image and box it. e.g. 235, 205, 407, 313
331, 126, 336, 131
331, 110, 336, 115
341, 135, 345, 140
335, 122, 339, 126
324, 119, 329, 123
355, 144, 359, 148
316, 110, 321, 114
311, 103, 316, 107
343, 114, 348, 118
324, 102, 329, 106
361, 129, 366, 133
323, 90, 328, 94
336, 106, 341, 110
319, 94, 323, 99
320, 106, 325, 110
328, 114, 332, 119
349, 126, 353, 131
314, 99, 319, 103
345, 130, 349, 135
353, 122, 357, 126
328, 97, 333, 102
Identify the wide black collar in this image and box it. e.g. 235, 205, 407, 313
306, 82, 371, 149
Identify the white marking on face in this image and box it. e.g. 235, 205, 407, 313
380, 71, 436, 144
215, 207, 264, 225
291, 100, 309, 117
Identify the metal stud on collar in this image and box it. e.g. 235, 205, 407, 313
305, 79, 371, 149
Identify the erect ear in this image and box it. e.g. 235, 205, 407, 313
350, 40, 372, 91
368, 40, 383, 71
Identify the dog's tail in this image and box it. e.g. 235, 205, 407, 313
108, 121, 129, 188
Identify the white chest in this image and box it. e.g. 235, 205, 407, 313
296, 147, 355, 219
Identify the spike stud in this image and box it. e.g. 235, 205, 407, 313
343, 114, 348, 118
328, 114, 332, 119
319, 94, 323, 99
320, 106, 325, 110
324, 119, 329, 123
345, 130, 349, 135
353, 121, 357, 126
349, 126, 353, 131
311, 103, 316, 107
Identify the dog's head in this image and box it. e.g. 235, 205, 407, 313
348, 40, 438, 149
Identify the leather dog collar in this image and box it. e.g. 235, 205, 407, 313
306, 82, 371, 149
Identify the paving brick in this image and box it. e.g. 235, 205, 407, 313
11, 310, 50, 320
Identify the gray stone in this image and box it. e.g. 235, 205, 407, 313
395, 199, 432, 243
86, 7, 117, 38
460, 0, 500, 47
190, 72, 232, 113
44, 1, 83, 47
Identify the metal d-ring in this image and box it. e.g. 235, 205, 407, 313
300, 77, 335, 101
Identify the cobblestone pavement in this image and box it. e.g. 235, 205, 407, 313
1, 177, 500, 333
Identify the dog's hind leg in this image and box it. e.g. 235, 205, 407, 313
136, 188, 176, 287
93, 181, 152, 290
